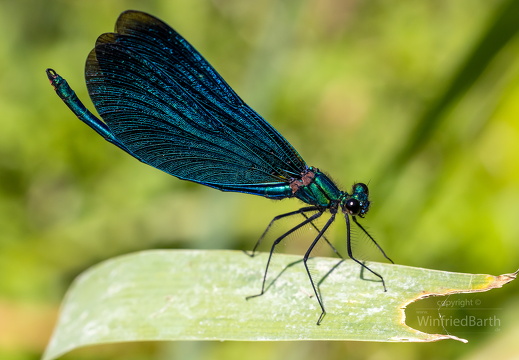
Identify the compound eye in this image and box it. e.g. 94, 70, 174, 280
345, 199, 361, 215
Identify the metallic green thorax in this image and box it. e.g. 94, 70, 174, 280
291, 167, 343, 208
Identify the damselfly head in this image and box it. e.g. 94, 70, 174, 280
342, 183, 370, 217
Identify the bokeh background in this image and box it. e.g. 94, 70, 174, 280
2, 0, 519, 359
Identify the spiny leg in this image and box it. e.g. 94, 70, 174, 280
301, 212, 343, 259
246, 211, 324, 300
245, 206, 320, 257
302, 213, 337, 325
345, 214, 388, 291
352, 216, 393, 264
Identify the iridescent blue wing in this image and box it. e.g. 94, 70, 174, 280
85, 10, 306, 192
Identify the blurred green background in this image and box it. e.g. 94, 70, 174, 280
1, 0, 518, 359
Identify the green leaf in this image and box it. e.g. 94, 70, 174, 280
42, 250, 516, 360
